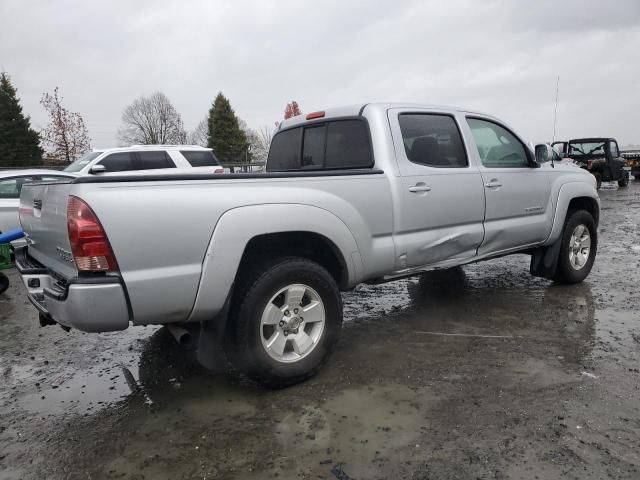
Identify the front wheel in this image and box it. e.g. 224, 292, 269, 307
553, 210, 597, 284
226, 257, 342, 388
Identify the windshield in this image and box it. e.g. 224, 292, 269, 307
63, 152, 101, 172
567, 142, 606, 157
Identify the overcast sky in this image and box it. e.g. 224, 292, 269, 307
1, 0, 640, 148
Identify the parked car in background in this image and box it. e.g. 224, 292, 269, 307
621, 149, 640, 180
552, 138, 630, 188
64, 145, 224, 175
16, 103, 600, 387
0, 170, 77, 241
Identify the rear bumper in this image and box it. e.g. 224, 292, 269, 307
15, 247, 130, 332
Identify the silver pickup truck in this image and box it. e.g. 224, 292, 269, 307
16, 103, 599, 387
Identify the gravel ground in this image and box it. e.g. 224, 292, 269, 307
1, 181, 639, 480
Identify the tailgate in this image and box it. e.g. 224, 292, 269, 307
19, 180, 78, 279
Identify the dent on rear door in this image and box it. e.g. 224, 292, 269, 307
387, 108, 486, 269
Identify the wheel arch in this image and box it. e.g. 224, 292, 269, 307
543, 182, 600, 247
237, 231, 350, 290
567, 196, 600, 226
187, 204, 362, 323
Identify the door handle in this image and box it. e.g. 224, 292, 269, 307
409, 185, 432, 193
484, 180, 502, 189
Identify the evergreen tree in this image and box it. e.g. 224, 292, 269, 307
0, 72, 43, 167
207, 92, 249, 163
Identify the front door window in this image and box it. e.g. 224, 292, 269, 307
467, 118, 529, 168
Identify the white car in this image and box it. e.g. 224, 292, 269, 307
0, 169, 77, 238
63, 145, 224, 176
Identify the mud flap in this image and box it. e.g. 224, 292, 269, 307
530, 239, 562, 280
196, 321, 227, 371
196, 282, 234, 372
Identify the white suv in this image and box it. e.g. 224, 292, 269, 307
63, 145, 224, 175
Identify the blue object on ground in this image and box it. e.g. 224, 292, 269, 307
0, 228, 24, 243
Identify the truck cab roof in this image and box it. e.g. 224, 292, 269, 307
277, 102, 494, 130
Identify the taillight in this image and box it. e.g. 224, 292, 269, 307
67, 196, 118, 272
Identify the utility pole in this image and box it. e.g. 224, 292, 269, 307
552, 75, 560, 143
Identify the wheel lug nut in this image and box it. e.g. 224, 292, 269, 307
294, 308, 299, 314
285, 310, 290, 316
284, 331, 289, 336
279, 321, 285, 327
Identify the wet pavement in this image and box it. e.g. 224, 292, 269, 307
1, 182, 640, 480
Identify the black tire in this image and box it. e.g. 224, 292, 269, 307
552, 210, 597, 284
0, 272, 8, 295
226, 257, 342, 388
593, 172, 602, 189
618, 171, 629, 188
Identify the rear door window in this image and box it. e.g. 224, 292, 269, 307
135, 151, 176, 170
98, 152, 136, 172
398, 114, 467, 168
180, 150, 220, 167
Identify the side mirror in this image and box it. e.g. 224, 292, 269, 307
535, 144, 554, 164
90, 164, 107, 174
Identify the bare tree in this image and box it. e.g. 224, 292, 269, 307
256, 125, 274, 162
237, 120, 272, 163
117, 91, 187, 145
187, 117, 208, 146
40, 87, 91, 163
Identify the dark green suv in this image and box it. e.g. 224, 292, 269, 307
552, 138, 630, 189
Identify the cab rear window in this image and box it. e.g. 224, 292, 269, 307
267, 128, 302, 171
267, 119, 373, 172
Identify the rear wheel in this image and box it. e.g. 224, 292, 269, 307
618, 171, 629, 187
553, 210, 597, 284
226, 257, 342, 388
593, 172, 602, 189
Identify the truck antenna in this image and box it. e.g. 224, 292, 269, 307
552, 75, 560, 143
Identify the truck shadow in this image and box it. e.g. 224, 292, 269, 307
135, 263, 596, 401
